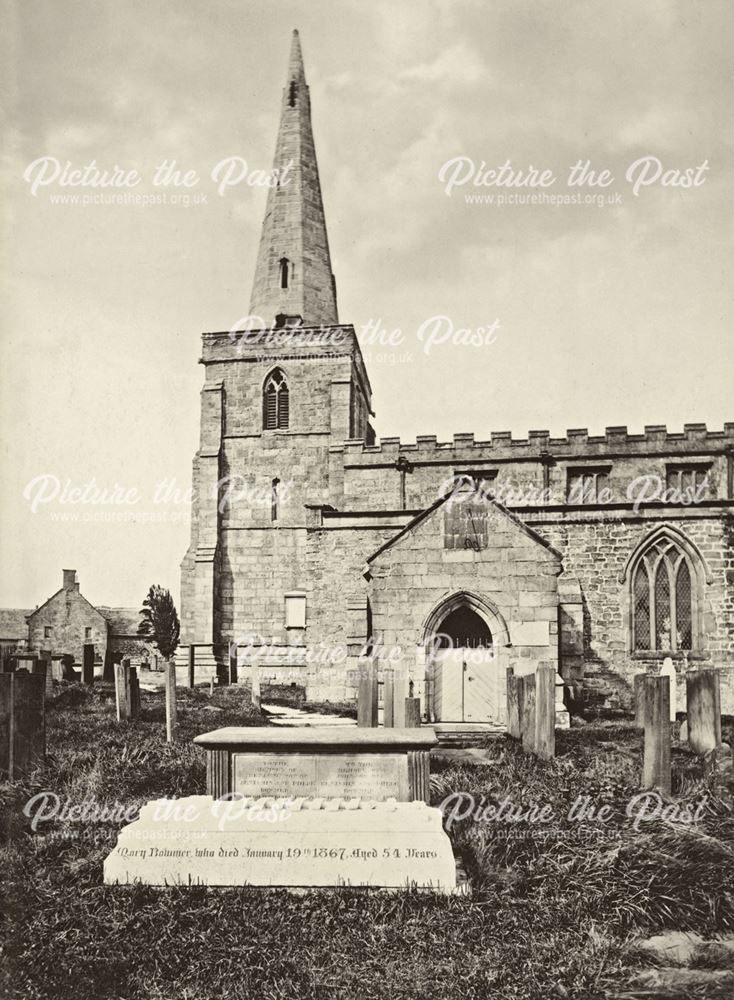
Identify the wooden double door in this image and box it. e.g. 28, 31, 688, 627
432, 647, 501, 723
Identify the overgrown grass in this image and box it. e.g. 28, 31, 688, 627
1, 691, 732, 999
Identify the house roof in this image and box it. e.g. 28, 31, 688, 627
97, 607, 142, 636
0, 609, 32, 639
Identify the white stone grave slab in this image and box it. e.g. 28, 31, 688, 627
103, 795, 458, 893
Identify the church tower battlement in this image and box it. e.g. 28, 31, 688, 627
249, 30, 339, 328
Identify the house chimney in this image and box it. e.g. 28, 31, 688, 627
62, 569, 79, 592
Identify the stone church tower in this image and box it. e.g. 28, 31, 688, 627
180, 31, 373, 675
182, 32, 734, 719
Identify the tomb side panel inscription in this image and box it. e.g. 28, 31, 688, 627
233, 754, 319, 797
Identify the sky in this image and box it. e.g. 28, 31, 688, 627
1, 0, 732, 610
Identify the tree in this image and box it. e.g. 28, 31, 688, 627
137, 585, 180, 662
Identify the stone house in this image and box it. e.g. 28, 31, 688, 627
1, 569, 151, 670
180, 32, 734, 720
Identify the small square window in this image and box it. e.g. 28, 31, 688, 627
284, 593, 306, 629
85, 627, 92, 639
44, 626, 51, 639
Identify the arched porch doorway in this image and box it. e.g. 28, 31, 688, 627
423, 593, 508, 724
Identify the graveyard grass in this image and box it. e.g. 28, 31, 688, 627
1, 684, 733, 1000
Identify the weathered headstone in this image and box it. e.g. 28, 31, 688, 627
404, 696, 421, 729
38, 652, 53, 696
686, 669, 722, 756
357, 658, 378, 728
104, 795, 458, 892
129, 666, 141, 719
521, 674, 537, 754
660, 657, 677, 721
0, 671, 45, 778
164, 660, 177, 742
50, 657, 64, 683
392, 668, 407, 728
643, 675, 671, 794
534, 664, 556, 760
103, 648, 116, 683
634, 672, 646, 729
383, 668, 395, 728
506, 668, 521, 739
228, 643, 238, 685
115, 660, 140, 722
250, 660, 261, 710
82, 643, 95, 685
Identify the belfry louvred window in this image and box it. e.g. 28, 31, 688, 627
263, 368, 289, 430
631, 534, 697, 653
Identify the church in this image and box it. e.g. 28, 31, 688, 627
180, 31, 734, 723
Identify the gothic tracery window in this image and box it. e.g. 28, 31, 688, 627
631, 535, 697, 652
263, 368, 289, 430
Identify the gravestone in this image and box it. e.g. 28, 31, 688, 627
383, 669, 395, 728
534, 665, 556, 760
506, 669, 522, 740
404, 697, 421, 729
104, 795, 458, 892
686, 669, 722, 756
357, 659, 378, 728
0, 671, 45, 778
643, 676, 671, 794
194, 727, 436, 803
521, 674, 537, 754
82, 643, 95, 685
633, 673, 647, 729
660, 657, 677, 721
164, 660, 177, 742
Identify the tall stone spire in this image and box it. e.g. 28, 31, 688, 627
249, 30, 339, 328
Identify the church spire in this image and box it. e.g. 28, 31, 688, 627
249, 30, 339, 328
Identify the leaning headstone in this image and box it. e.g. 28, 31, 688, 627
82, 643, 95, 685
534, 665, 556, 760
643, 676, 671, 794
686, 669, 721, 756
521, 674, 537, 754
0, 671, 45, 778
660, 657, 677, 721
357, 658, 378, 728
104, 795, 458, 892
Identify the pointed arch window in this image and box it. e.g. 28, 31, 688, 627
263, 369, 289, 430
630, 534, 699, 653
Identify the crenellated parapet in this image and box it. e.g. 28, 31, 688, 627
338, 423, 734, 465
